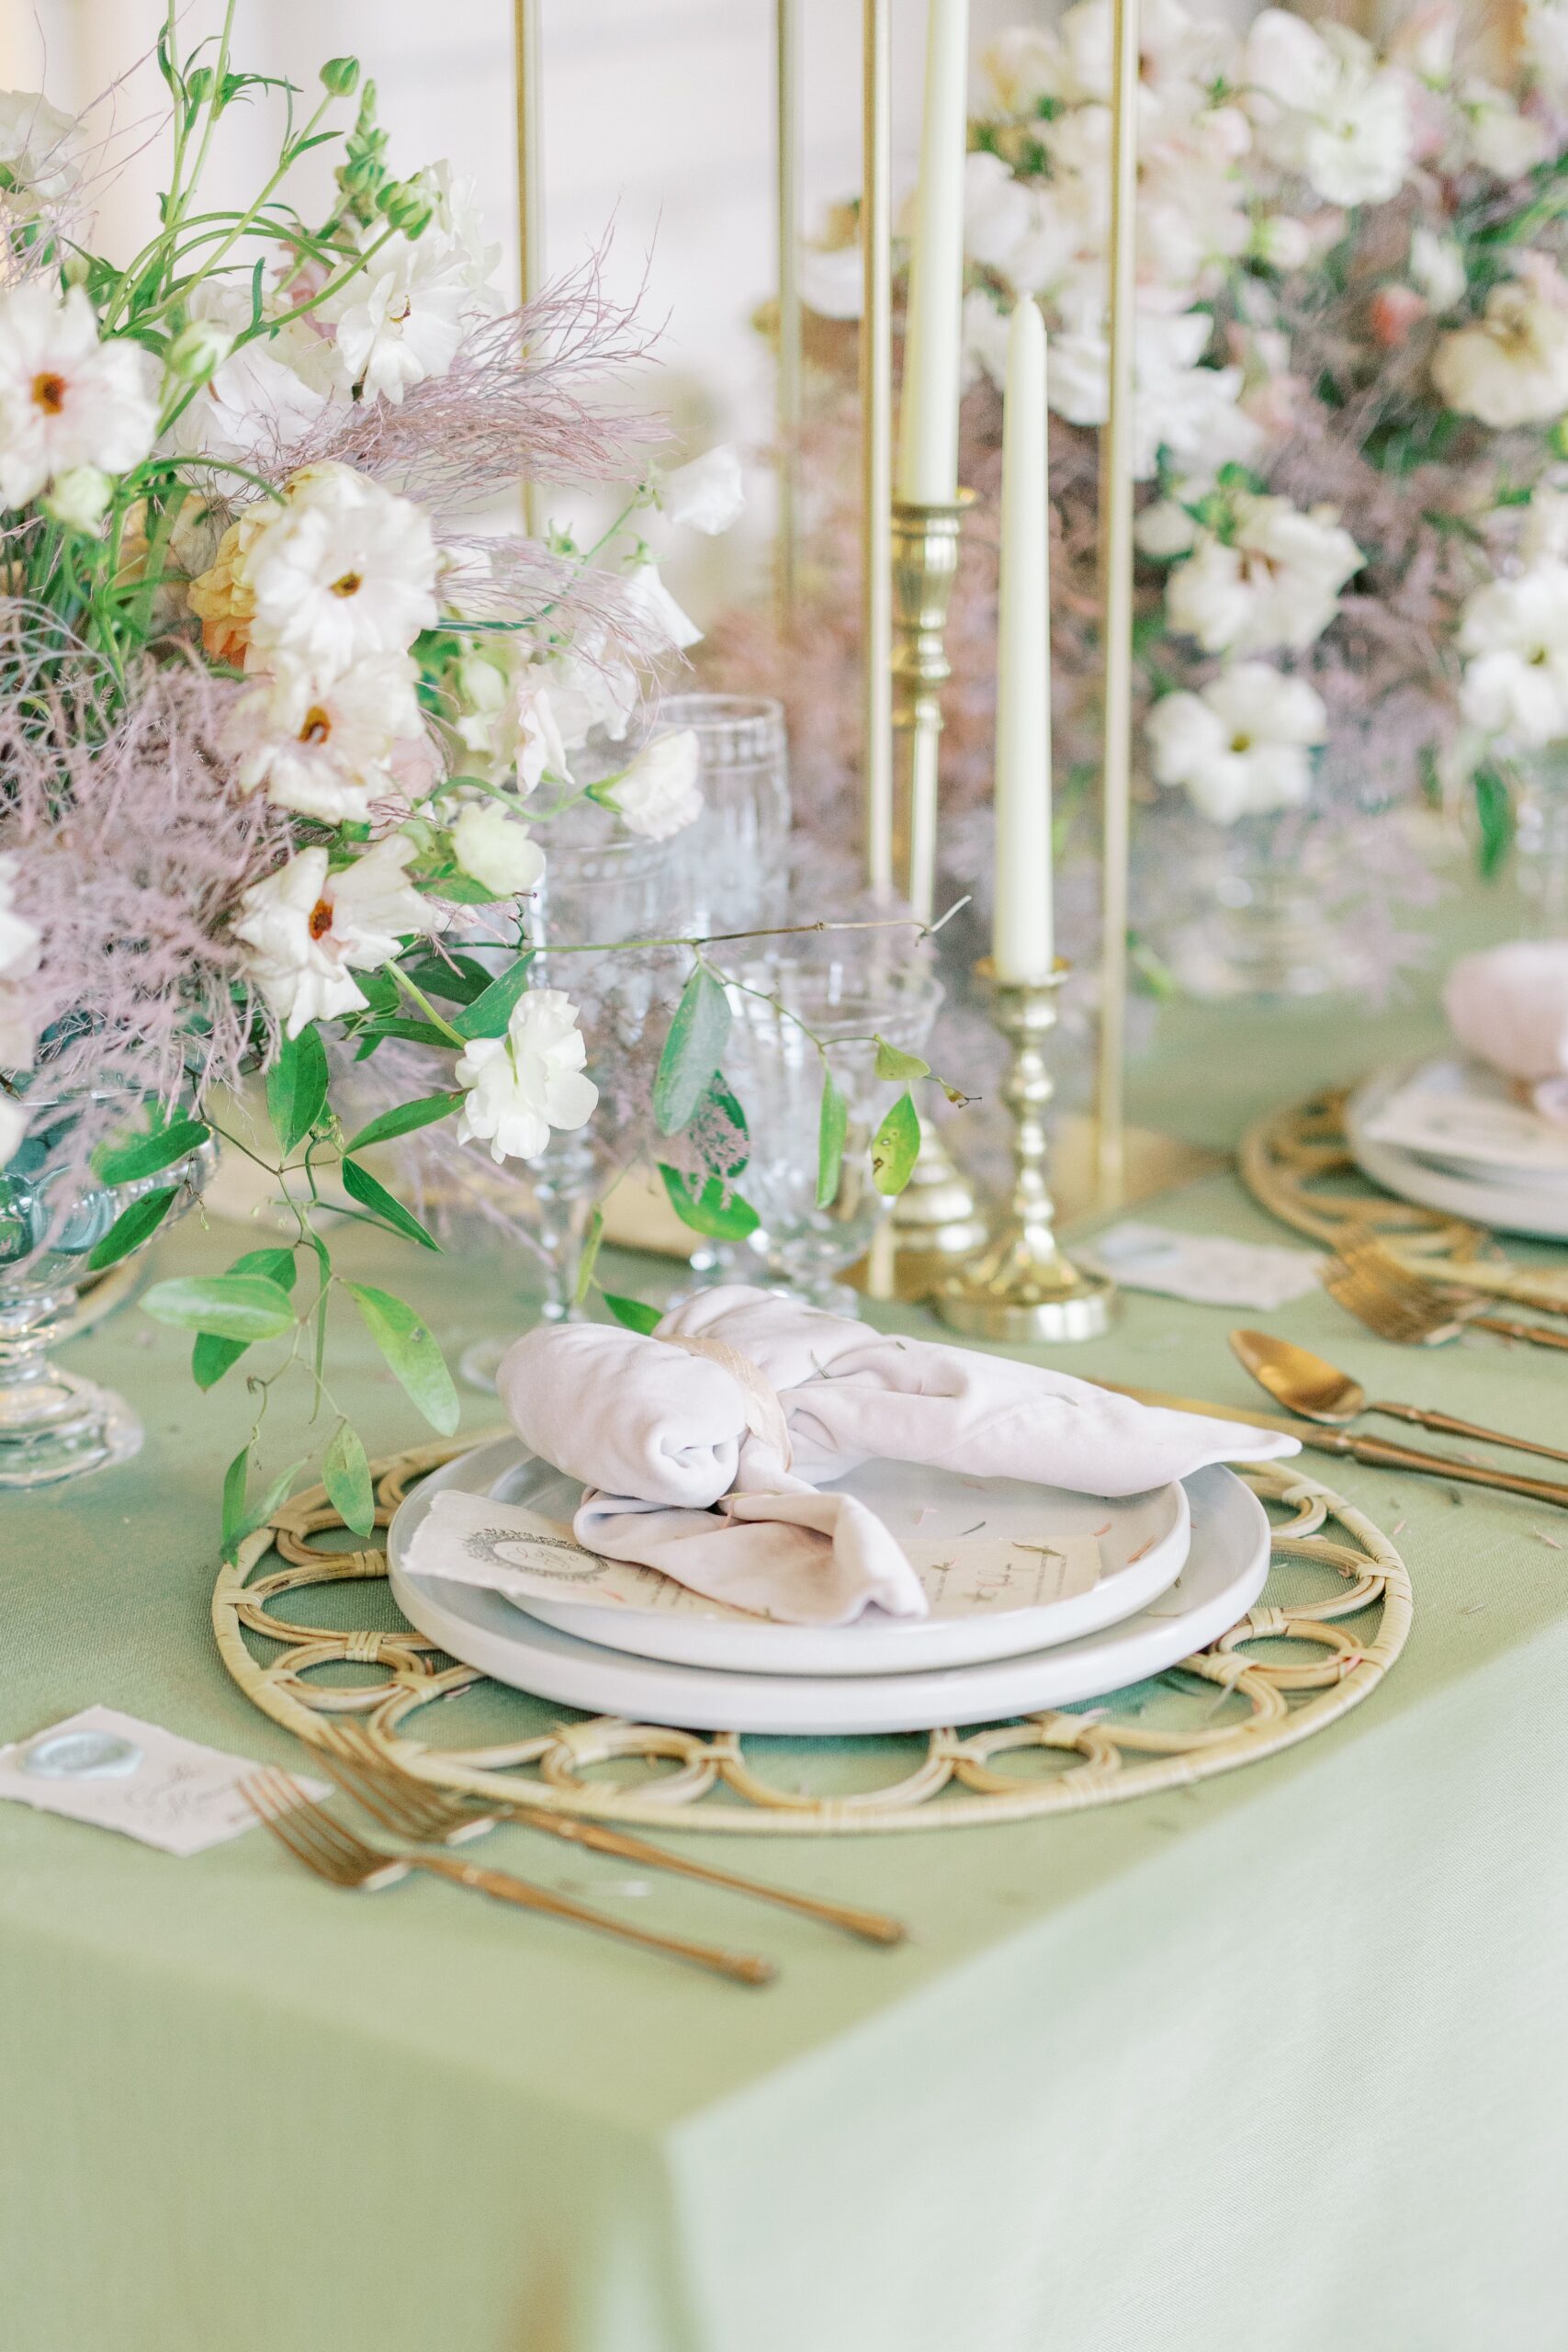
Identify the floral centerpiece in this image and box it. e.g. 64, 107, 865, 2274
0, 18, 934, 1527
712, 0, 1568, 996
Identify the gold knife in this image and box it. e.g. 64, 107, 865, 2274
1094, 1379, 1568, 1510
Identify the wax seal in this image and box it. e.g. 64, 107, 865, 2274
21, 1730, 143, 1781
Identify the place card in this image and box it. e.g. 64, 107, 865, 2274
1361, 1064, 1568, 1177
1079, 1220, 1324, 1309
411, 1490, 1101, 1623
0, 1705, 325, 1857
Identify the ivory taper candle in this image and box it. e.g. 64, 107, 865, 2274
992, 296, 1053, 985
896, 0, 969, 505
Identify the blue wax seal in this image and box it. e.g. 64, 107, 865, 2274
21, 1730, 143, 1781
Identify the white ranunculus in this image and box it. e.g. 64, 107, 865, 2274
449, 802, 546, 897
1146, 662, 1326, 823
0, 281, 157, 510
1458, 561, 1568, 746
1461, 83, 1551, 180
243, 462, 439, 672
604, 729, 703, 841
1168, 494, 1361, 656
455, 988, 598, 1165
661, 444, 745, 536
1409, 228, 1466, 314
233, 836, 442, 1038
1432, 280, 1568, 431
620, 560, 703, 654
0, 89, 83, 217
41, 463, 112, 533
325, 239, 469, 406
225, 653, 425, 824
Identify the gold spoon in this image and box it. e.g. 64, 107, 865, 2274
1229, 1329, 1568, 1469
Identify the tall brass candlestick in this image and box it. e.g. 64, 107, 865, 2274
935, 963, 1115, 1342
513, 0, 544, 540
774, 0, 802, 628
861, 0, 894, 895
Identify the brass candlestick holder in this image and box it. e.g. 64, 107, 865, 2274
935, 960, 1116, 1342
887, 490, 987, 1266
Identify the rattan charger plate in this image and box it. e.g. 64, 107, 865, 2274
213, 1436, 1412, 1836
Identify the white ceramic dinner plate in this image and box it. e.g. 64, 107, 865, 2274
387, 1445, 1269, 1736
1347, 1059, 1568, 1242
407, 1438, 1191, 1676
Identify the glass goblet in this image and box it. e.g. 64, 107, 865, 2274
658, 694, 791, 943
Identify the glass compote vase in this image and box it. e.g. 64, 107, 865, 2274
1168, 811, 1343, 1001
0, 1091, 216, 1488
1506, 743, 1568, 931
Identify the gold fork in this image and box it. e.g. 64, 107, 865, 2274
1325, 1237, 1568, 1352
241, 1768, 775, 1986
314, 1724, 907, 1948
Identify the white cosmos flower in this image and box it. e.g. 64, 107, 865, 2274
0, 282, 158, 509
449, 802, 546, 897
1431, 279, 1568, 430
0, 89, 83, 218
1244, 12, 1411, 207
1146, 662, 1326, 823
603, 729, 703, 841
233, 836, 443, 1038
1410, 228, 1466, 314
661, 444, 745, 536
455, 988, 598, 1165
243, 463, 439, 671
225, 653, 426, 824
1166, 495, 1361, 656
1458, 562, 1568, 746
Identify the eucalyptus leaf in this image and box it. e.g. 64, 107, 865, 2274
451, 954, 535, 1041
266, 1023, 330, 1155
653, 967, 731, 1136
873, 1035, 931, 1082
85, 1185, 181, 1271
345, 1282, 459, 1434
340, 1157, 441, 1251
94, 1116, 210, 1187
871, 1090, 921, 1196
143, 1272, 298, 1341
657, 1163, 761, 1241
816, 1069, 848, 1210
603, 1291, 663, 1335
322, 1420, 375, 1537
344, 1092, 463, 1157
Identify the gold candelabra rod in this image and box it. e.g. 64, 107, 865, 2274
935, 961, 1116, 1343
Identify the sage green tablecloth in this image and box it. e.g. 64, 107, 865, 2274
5, 909, 1568, 2352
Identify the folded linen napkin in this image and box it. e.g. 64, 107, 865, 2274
1444, 940, 1568, 1083
495, 1286, 1299, 1627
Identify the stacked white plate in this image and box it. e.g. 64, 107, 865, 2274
1347, 1057, 1568, 1242
388, 1436, 1272, 1736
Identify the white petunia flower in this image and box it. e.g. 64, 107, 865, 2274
1458, 562, 1568, 746
243, 463, 439, 672
600, 729, 703, 841
233, 836, 443, 1038
225, 653, 426, 824
449, 802, 546, 897
1244, 12, 1412, 207
455, 988, 598, 1165
1166, 494, 1362, 656
0, 281, 157, 509
1146, 662, 1326, 823
1409, 227, 1466, 314
1431, 279, 1568, 430
660, 444, 745, 536
0, 88, 83, 219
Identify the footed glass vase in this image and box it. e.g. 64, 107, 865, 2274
1167, 813, 1343, 1001
1508, 744, 1568, 931
0, 1093, 216, 1489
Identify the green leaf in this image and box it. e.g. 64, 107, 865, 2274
573, 1207, 605, 1307
94, 1116, 210, 1187
266, 1023, 330, 1155
190, 1248, 298, 1389
816, 1069, 848, 1210
398, 952, 494, 1006
340, 1157, 441, 1251
653, 967, 731, 1136
143, 1272, 298, 1341
343, 1091, 463, 1157
85, 1185, 180, 1271
450, 954, 535, 1041
603, 1291, 663, 1335
1473, 765, 1515, 881
221, 1445, 305, 1565
657, 1163, 761, 1241
873, 1035, 931, 1082
322, 1420, 375, 1538
871, 1091, 921, 1196
345, 1282, 459, 1434
690, 1070, 750, 1180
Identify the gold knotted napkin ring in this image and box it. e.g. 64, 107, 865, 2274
664, 1333, 795, 1473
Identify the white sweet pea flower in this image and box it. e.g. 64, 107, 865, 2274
449, 802, 546, 897
1432, 278, 1568, 430
620, 559, 703, 653
1458, 562, 1568, 746
660, 445, 745, 536
1460, 83, 1551, 181
601, 729, 703, 841
542, 647, 640, 749
1166, 494, 1361, 656
455, 988, 598, 1165
1146, 662, 1326, 823
225, 653, 426, 824
243, 463, 439, 671
1244, 12, 1411, 207
1409, 228, 1466, 315
233, 836, 443, 1038
0, 89, 83, 219
0, 282, 157, 510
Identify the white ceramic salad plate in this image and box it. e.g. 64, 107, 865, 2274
1348, 1059, 1568, 1242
